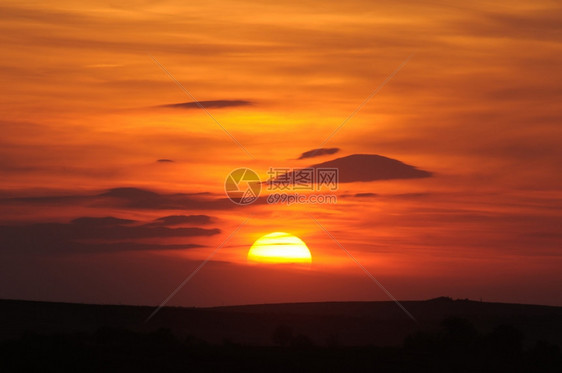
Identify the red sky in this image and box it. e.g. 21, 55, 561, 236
0, 0, 561, 308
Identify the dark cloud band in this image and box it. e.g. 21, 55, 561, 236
157, 100, 252, 110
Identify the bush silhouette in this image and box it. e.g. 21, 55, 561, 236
272, 324, 293, 346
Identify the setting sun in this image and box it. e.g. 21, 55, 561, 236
247, 232, 312, 264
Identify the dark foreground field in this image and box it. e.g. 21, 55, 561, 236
1, 297, 561, 372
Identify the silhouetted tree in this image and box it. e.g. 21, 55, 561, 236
441, 317, 479, 348
291, 334, 314, 348
272, 324, 293, 347
486, 324, 523, 357
326, 333, 340, 348
529, 340, 562, 372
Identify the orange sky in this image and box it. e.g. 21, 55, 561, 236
0, 0, 561, 309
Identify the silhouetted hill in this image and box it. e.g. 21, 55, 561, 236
2, 298, 562, 372
2, 297, 562, 347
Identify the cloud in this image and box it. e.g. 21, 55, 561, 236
71, 216, 136, 226
152, 215, 213, 226
96, 187, 235, 210
339, 192, 379, 198
5, 187, 254, 211
456, 8, 562, 43
4, 159, 429, 215
157, 100, 252, 110
0, 216, 219, 255
268, 154, 431, 186
388, 193, 432, 199
354, 192, 378, 198
297, 148, 340, 160
4, 154, 430, 214
311, 154, 431, 183
156, 159, 174, 163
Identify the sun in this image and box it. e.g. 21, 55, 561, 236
248, 232, 312, 264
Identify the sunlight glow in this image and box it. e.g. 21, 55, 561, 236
247, 232, 312, 264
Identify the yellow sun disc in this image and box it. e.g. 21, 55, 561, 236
248, 232, 312, 264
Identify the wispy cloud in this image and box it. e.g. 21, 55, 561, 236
5, 187, 259, 210
151, 215, 213, 226
298, 147, 340, 160
156, 100, 252, 110
0, 215, 219, 255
